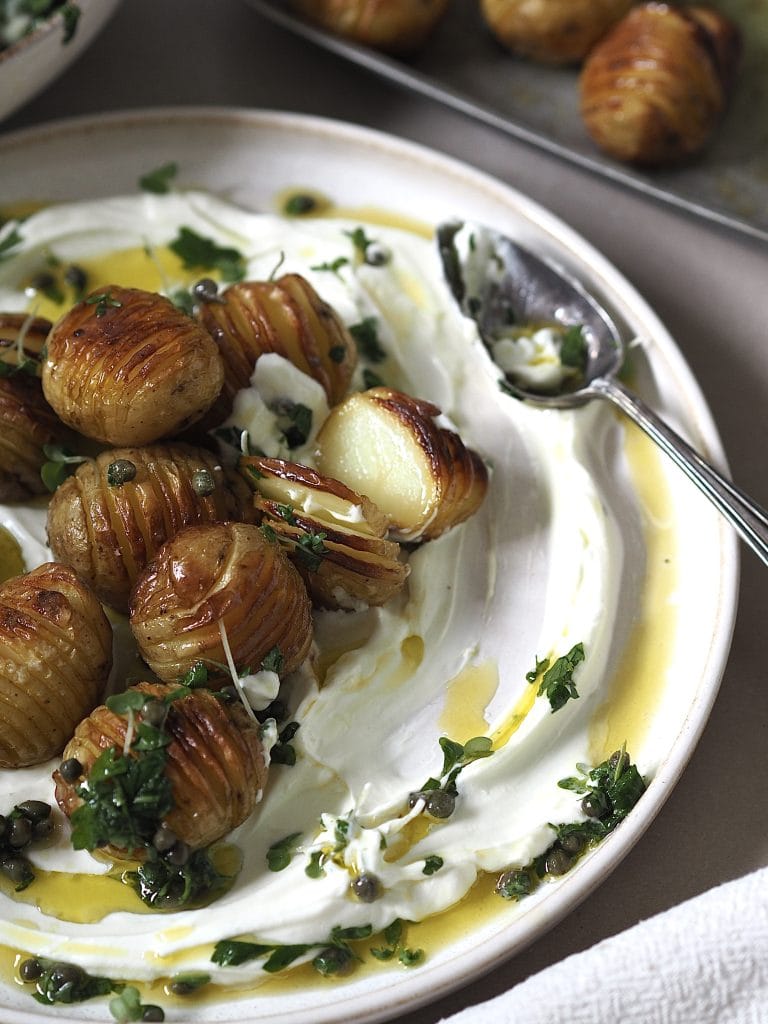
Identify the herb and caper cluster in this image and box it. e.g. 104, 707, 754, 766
495, 746, 646, 901
17, 958, 164, 1021
0, 799, 53, 890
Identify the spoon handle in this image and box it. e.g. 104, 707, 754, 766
592, 375, 768, 565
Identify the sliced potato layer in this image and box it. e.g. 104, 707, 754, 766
42, 285, 224, 445
0, 374, 64, 502
240, 456, 409, 609
0, 312, 51, 374
54, 681, 266, 855
130, 521, 313, 681
198, 273, 357, 425
293, 0, 449, 52
47, 443, 255, 613
315, 387, 488, 542
0, 563, 112, 768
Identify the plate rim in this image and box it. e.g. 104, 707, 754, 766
0, 105, 740, 1024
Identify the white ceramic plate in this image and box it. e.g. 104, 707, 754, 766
0, 0, 121, 123
0, 108, 738, 1024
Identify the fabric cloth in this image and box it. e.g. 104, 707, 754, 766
440, 867, 768, 1024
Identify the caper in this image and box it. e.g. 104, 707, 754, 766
364, 242, 391, 267
30, 271, 56, 292
64, 264, 88, 293
350, 872, 380, 903
48, 961, 84, 993
7, 816, 32, 848
19, 957, 43, 982
312, 945, 352, 977
283, 193, 318, 216
16, 800, 51, 823
192, 278, 219, 303
558, 832, 584, 855
191, 468, 215, 497
106, 459, 137, 487
33, 819, 52, 841
1, 855, 32, 885
425, 790, 456, 820
495, 868, 532, 900
219, 685, 238, 702
59, 757, 83, 783
581, 793, 605, 818
169, 978, 196, 996
165, 840, 190, 867
141, 1007, 165, 1022
141, 700, 167, 729
407, 790, 427, 810
257, 697, 287, 724
544, 848, 573, 877
152, 825, 177, 854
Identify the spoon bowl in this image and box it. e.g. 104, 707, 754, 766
438, 219, 768, 565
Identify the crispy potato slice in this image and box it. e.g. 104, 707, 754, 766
198, 273, 357, 426
580, 3, 740, 164
130, 521, 313, 682
481, 0, 633, 64
42, 286, 224, 445
315, 387, 488, 542
54, 681, 266, 855
240, 456, 409, 609
47, 443, 255, 613
0, 563, 112, 768
293, 0, 449, 52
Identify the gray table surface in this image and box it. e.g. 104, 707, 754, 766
3, 2, 768, 1022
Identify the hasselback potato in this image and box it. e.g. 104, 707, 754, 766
42, 285, 225, 445
54, 682, 266, 855
130, 522, 313, 681
197, 273, 357, 426
315, 387, 488, 542
579, 3, 741, 165
0, 374, 64, 502
0, 563, 112, 768
240, 456, 409, 609
481, 0, 633, 64
47, 443, 255, 612
292, 0, 449, 52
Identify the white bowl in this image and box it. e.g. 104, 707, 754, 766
0, 0, 121, 122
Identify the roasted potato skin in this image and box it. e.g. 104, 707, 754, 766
130, 522, 313, 681
0, 374, 64, 502
481, 0, 633, 64
579, 2, 741, 165
315, 387, 489, 542
293, 0, 449, 52
0, 563, 112, 769
42, 286, 225, 445
241, 456, 409, 609
54, 681, 266, 854
47, 444, 256, 613
198, 273, 357, 426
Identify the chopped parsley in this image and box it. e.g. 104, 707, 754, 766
294, 530, 327, 573
310, 255, 349, 276
349, 317, 386, 363
28, 960, 114, 1006
527, 642, 585, 712
283, 193, 319, 216
278, 401, 312, 448
109, 985, 164, 1022
328, 344, 347, 364
560, 324, 588, 372
370, 919, 423, 966
266, 831, 302, 872
362, 368, 384, 390
422, 855, 443, 876
138, 161, 178, 195
60, 1, 79, 42
169, 226, 246, 283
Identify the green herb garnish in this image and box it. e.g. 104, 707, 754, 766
40, 444, 88, 493
294, 530, 327, 573
422, 855, 444, 876
108, 984, 164, 1023
560, 325, 588, 372
267, 832, 302, 872
85, 290, 122, 317
169, 226, 246, 283
528, 642, 585, 712
349, 317, 385, 362
60, 1, 79, 42
0, 225, 22, 262
310, 256, 348, 276
28, 959, 115, 1006
362, 368, 384, 389
139, 162, 178, 195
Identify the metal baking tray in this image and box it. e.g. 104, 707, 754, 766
247, 0, 768, 246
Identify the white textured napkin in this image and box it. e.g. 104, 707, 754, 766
440, 867, 768, 1024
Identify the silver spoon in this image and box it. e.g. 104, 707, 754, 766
437, 220, 768, 565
